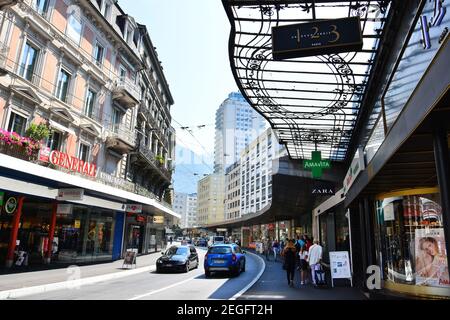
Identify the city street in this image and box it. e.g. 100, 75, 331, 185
15, 247, 264, 300
0, 0, 449, 303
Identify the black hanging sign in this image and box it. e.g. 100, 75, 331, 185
311, 181, 336, 196
272, 17, 363, 60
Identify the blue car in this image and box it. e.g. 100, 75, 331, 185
204, 244, 246, 277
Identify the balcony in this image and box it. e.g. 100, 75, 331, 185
136, 142, 172, 182
138, 102, 148, 121
112, 78, 140, 108
105, 124, 136, 154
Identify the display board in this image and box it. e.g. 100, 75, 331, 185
329, 251, 352, 287
122, 250, 137, 269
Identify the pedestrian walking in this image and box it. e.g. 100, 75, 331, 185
307, 240, 323, 286
272, 239, 280, 262
169, 236, 173, 245
298, 245, 309, 285
265, 238, 271, 261
281, 239, 297, 287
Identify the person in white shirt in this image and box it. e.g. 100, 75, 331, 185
307, 240, 323, 285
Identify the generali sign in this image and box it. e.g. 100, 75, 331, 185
49, 150, 97, 177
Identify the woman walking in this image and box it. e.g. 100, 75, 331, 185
298, 245, 309, 285
281, 239, 297, 287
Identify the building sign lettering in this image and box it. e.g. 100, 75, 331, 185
304, 151, 331, 179
272, 17, 363, 60
49, 150, 97, 177
312, 188, 335, 195
4, 197, 17, 215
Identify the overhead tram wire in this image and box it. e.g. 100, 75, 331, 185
172, 118, 215, 172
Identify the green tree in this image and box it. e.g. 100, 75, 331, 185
25, 123, 50, 142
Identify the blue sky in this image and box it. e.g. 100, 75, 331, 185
119, 0, 238, 158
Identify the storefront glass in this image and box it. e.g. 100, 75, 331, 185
0, 195, 116, 266
335, 211, 350, 252
56, 206, 115, 262
375, 189, 450, 291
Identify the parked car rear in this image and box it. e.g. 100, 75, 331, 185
204, 244, 246, 277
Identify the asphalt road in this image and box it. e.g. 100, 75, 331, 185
19, 247, 264, 300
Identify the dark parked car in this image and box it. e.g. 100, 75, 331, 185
156, 245, 199, 273
196, 238, 208, 247
204, 244, 246, 277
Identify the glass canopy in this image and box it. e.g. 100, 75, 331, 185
222, 0, 392, 161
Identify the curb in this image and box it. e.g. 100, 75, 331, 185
0, 264, 156, 300
229, 251, 266, 300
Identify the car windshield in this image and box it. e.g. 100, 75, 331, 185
166, 247, 189, 256
209, 246, 232, 254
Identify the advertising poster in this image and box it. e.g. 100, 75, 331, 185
329, 251, 352, 279
415, 228, 450, 287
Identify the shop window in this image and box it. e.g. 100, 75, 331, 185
19, 42, 39, 82
7, 112, 27, 136
34, 0, 49, 16
84, 89, 96, 118
375, 190, 449, 290
78, 143, 90, 162
119, 65, 127, 81
93, 42, 104, 66
66, 13, 82, 44
46, 130, 62, 151
55, 68, 71, 103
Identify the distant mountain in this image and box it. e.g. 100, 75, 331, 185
173, 143, 214, 194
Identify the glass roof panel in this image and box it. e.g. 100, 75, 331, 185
223, 0, 392, 161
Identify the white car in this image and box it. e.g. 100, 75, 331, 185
212, 236, 225, 245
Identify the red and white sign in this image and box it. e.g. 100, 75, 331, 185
39, 146, 51, 162
125, 204, 142, 213
48, 150, 97, 177
136, 215, 146, 223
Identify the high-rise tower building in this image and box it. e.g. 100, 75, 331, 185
214, 92, 266, 174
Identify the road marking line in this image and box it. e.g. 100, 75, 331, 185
229, 252, 266, 300
0, 265, 156, 300
129, 275, 199, 300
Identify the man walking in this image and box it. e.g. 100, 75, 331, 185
307, 240, 323, 285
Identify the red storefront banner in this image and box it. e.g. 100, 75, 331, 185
48, 150, 97, 177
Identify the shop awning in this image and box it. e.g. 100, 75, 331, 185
0, 153, 180, 219
206, 156, 346, 229
222, 0, 393, 162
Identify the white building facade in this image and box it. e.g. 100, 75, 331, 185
240, 128, 286, 216
225, 161, 240, 221
173, 192, 197, 229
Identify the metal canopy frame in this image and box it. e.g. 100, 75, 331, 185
223, 0, 393, 161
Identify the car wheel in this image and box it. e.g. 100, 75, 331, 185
205, 270, 211, 278
156, 266, 160, 273
185, 262, 190, 273
242, 261, 246, 272
233, 262, 241, 277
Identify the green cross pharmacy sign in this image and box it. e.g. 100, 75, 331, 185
304, 151, 331, 179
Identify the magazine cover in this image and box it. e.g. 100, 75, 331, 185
415, 228, 450, 287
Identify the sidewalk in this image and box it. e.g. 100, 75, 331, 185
238, 252, 367, 300
0, 251, 161, 292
